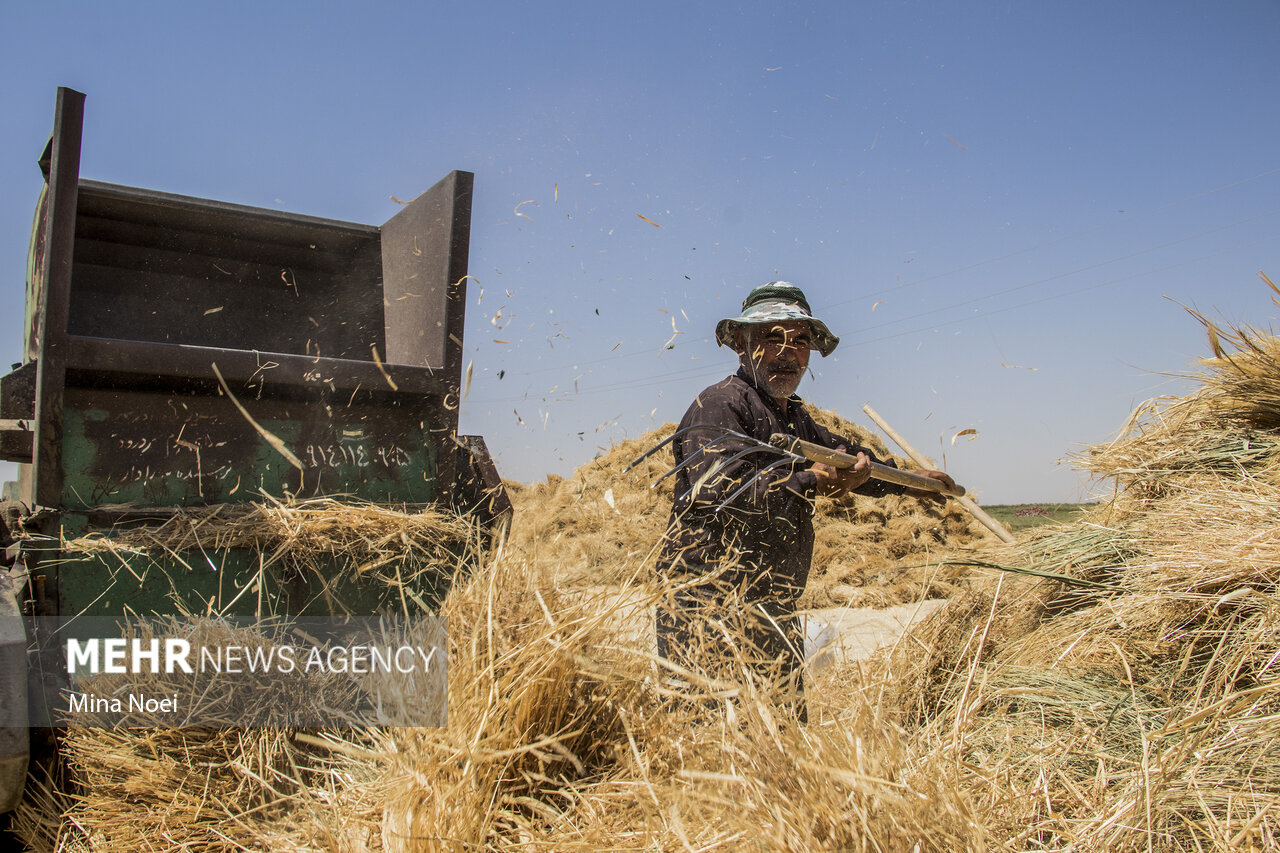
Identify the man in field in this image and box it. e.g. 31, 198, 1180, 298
655, 281, 954, 719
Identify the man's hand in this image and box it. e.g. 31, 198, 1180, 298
812, 447, 872, 498
905, 470, 957, 505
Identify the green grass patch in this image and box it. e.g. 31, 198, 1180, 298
981, 503, 1097, 533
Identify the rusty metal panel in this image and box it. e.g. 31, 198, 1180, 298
0, 362, 36, 463
30, 88, 85, 508
58, 384, 448, 509
63, 337, 450, 396
69, 181, 386, 359
7, 88, 493, 525
380, 170, 473, 385
455, 435, 513, 529
48, 543, 456, 625
1, 87, 511, 750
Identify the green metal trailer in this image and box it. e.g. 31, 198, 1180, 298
0, 88, 510, 813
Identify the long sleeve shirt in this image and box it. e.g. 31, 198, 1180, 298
656, 367, 903, 606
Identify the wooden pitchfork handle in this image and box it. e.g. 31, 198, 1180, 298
768, 434, 967, 498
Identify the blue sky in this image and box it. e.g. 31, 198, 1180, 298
2, 2, 1278, 503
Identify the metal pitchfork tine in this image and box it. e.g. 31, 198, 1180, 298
623, 425, 808, 506
674, 444, 792, 505
711, 454, 801, 510
621, 424, 771, 474
647, 432, 739, 489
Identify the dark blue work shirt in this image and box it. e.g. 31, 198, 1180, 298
656, 368, 902, 605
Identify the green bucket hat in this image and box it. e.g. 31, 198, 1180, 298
715, 281, 840, 357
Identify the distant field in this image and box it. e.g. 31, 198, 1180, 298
981, 503, 1097, 532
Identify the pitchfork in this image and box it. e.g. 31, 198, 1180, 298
623, 425, 965, 511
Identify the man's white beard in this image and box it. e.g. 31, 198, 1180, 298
753, 364, 803, 400
765, 375, 802, 399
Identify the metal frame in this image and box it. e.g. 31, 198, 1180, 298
7, 87, 489, 513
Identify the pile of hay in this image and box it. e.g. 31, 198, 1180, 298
18, 297, 1280, 850
877, 302, 1280, 849
13, 725, 387, 852
9, 499, 470, 851
13, 536, 982, 851
365, 553, 981, 851
3, 408, 999, 849
501, 425, 680, 580
505, 406, 997, 606
66, 497, 481, 589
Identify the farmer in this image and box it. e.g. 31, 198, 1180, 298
654, 281, 954, 719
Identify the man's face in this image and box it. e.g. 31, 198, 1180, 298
738, 320, 813, 402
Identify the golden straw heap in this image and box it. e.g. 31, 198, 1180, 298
11, 287, 1280, 851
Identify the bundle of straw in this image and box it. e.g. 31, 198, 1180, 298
877, 298, 1280, 850
14, 529, 983, 849
372, 544, 982, 851
22, 295, 1280, 850
507, 408, 999, 605
67, 497, 482, 585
